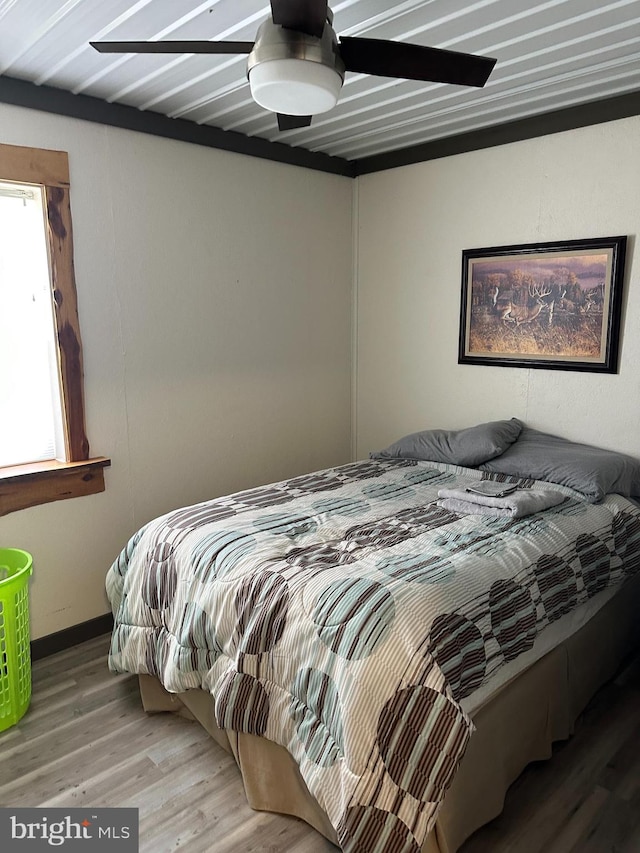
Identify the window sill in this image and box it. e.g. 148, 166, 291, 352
0, 457, 111, 516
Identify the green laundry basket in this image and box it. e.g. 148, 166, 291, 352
0, 548, 33, 733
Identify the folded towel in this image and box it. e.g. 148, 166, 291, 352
437, 486, 566, 518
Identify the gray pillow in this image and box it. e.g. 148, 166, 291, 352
370, 418, 523, 466
480, 427, 640, 503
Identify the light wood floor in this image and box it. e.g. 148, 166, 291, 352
0, 635, 638, 852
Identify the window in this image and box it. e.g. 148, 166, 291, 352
0, 181, 64, 467
0, 143, 109, 515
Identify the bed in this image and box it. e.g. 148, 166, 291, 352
106, 419, 640, 853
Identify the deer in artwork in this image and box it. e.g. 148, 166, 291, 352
558, 286, 599, 315
582, 289, 599, 312
497, 283, 554, 326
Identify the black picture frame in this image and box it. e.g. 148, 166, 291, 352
458, 235, 627, 373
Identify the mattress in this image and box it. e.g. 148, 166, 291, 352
107, 458, 640, 853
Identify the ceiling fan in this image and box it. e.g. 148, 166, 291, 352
91, 0, 497, 132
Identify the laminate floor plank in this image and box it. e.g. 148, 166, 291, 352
42, 755, 165, 809
6, 671, 137, 743
30, 634, 113, 683
1, 635, 638, 852
1, 698, 193, 804
0, 678, 142, 782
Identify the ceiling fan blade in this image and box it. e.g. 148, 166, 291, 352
277, 113, 313, 131
339, 37, 496, 87
90, 40, 254, 54
270, 0, 328, 39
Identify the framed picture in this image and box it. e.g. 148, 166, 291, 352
458, 236, 627, 372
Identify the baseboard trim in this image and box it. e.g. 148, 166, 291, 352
31, 612, 114, 661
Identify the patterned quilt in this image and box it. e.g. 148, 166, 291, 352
106, 459, 640, 853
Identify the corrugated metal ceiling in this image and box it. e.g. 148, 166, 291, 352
1, 0, 639, 163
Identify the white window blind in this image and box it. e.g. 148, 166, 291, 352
0, 181, 65, 468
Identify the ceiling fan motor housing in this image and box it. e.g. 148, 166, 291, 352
247, 17, 345, 116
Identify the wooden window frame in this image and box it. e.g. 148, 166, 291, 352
0, 142, 109, 515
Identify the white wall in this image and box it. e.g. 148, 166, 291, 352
0, 103, 354, 638
3, 104, 640, 640
355, 116, 640, 460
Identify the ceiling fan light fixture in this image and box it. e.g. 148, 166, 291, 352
247, 16, 345, 118
90, 4, 497, 132
249, 58, 342, 115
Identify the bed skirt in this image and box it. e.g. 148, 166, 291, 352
138, 575, 640, 853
